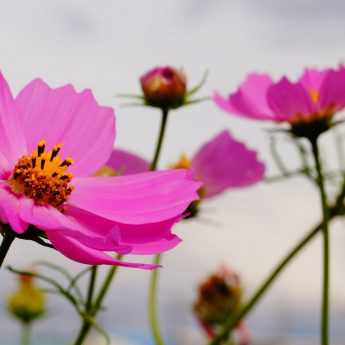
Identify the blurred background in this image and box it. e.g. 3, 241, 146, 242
1, 0, 345, 344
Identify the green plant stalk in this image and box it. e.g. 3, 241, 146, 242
21, 323, 31, 345
0, 229, 15, 268
86, 266, 98, 312
150, 109, 169, 171
148, 108, 170, 345
72, 256, 122, 345
148, 254, 164, 345
210, 137, 338, 345
311, 138, 330, 345
209, 170, 345, 345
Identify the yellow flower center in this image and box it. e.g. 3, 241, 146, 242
171, 154, 191, 169
308, 88, 320, 104
9, 140, 74, 209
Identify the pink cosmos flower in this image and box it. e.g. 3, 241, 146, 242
213, 67, 345, 136
104, 131, 265, 211
0, 73, 201, 269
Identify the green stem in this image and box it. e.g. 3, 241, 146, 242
210, 155, 345, 345
92, 258, 122, 314
86, 266, 98, 312
150, 109, 169, 171
72, 256, 122, 345
0, 229, 15, 268
311, 138, 330, 345
21, 323, 31, 345
148, 108, 170, 345
72, 322, 91, 345
148, 254, 164, 345
209, 222, 322, 345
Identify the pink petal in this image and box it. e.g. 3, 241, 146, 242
19, 198, 127, 251
69, 170, 201, 224
46, 231, 158, 269
20, 200, 160, 268
20, 199, 181, 256
124, 236, 181, 255
0, 72, 27, 167
191, 130, 265, 198
319, 66, 345, 111
65, 206, 181, 255
267, 77, 315, 121
15, 79, 115, 177
299, 68, 329, 93
106, 149, 149, 175
0, 186, 28, 233
213, 73, 275, 121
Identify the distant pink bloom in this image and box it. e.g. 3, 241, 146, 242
107, 130, 265, 200
106, 148, 149, 175
0, 73, 200, 269
140, 66, 187, 109
214, 67, 345, 134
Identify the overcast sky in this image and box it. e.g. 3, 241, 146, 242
1, 1, 345, 343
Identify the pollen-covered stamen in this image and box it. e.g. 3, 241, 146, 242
9, 140, 74, 210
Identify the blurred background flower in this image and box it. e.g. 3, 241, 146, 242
7, 270, 46, 345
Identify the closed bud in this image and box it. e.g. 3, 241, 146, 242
193, 266, 243, 326
140, 66, 187, 109
7, 272, 46, 324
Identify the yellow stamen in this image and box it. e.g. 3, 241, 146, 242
171, 154, 191, 169
9, 140, 74, 209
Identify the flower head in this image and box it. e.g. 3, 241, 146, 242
193, 266, 242, 326
214, 67, 345, 138
0, 73, 201, 269
7, 271, 46, 324
140, 66, 187, 109
105, 131, 265, 218
193, 266, 250, 345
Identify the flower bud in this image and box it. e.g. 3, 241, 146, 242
193, 266, 243, 326
140, 66, 187, 109
7, 272, 46, 324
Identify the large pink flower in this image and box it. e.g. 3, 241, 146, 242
213, 67, 345, 131
105, 130, 265, 200
0, 73, 201, 269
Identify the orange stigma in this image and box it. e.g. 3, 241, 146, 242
9, 140, 74, 209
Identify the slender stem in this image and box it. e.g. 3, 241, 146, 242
150, 109, 169, 171
21, 323, 31, 345
92, 258, 122, 314
73, 322, 91, 345
0, 229, 15, 268
72, 256, 122, 345
148, 108, 170, 345
148, 254, 165, 345
209, 223, 322, 345
86, 266, 98, 312
311, 138, 330, 345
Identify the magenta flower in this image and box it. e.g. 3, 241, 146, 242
105, 130, 265, 216
0, 73, 201, 269
214, 67, 345, 137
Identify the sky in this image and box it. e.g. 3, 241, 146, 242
1, 1, 345, 344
